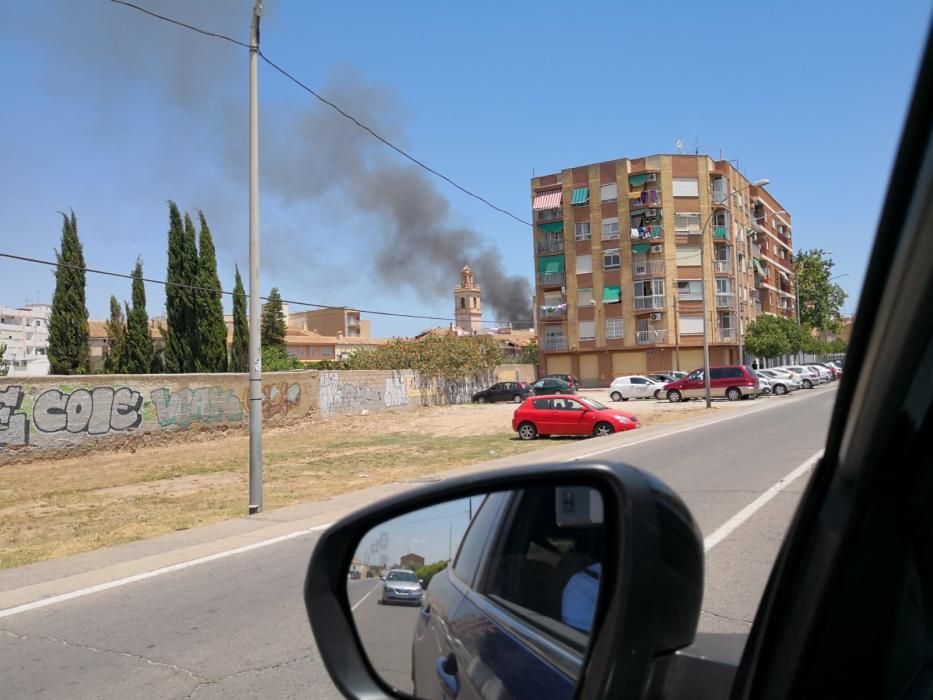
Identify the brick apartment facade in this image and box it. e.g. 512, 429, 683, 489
532, 154, 796, 386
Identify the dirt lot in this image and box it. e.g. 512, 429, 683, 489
0, 394, 734, 569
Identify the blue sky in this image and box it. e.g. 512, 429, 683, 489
1, 1, 928, 337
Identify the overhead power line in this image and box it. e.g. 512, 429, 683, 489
107, 0, 533, 227
0, 252, 533, 327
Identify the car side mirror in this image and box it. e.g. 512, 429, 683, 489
303, 462, 704, 700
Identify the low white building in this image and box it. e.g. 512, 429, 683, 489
0, 304, 52, 377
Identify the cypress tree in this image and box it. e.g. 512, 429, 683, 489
230, 265, 248, 372
124, 258, 154, 374
103, 295, 126, 373
164, 202, 199, 372
195, 211, 228, 372
48, 211, 89, 374
261, 287, 287, 350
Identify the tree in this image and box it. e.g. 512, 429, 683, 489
261, 287, 287, 349
743, 314, 795, 360
48, 211, 89, 374
261, 344, 304, 371
103, 295, 127, 373
230, 265, 248, 372
346, 335, 502, 378
794, 249, 848, 332
0, 343, 9, 377
124, 258, 154, 374
164, 202, 199, 373
517, 339, 538, 366
194, 211, 228, 372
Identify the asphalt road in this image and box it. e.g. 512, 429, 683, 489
0, 385, 837, 699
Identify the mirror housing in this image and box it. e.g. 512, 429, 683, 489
304, 461, 703, 699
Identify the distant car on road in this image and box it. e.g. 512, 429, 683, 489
663, 365, 761, 402
380, 569, 423, 606
531, 378, 576, 395
540, 374, 580, 391
512, 395, 639, 439
348, 569, 362, 580
472, 381, 532, 404
609, 375, 664, 401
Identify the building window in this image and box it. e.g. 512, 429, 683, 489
599, 183, 618, 202
577, 288, 594, 306
679, 315, 704, 335
677, 280, 704, 301
601, 217, 619, 240
676, 246, 701, 266
576, 254, 592, 274
460, 297, 466, 309
543, 291, 563, 307
602, 249, 620, 270
578, 320, 595, 341
716, 278, 734, 295
575, 222, 591, 241
605, 318, 623, 339
675, 213, 700, 232
672, 178, 699, 197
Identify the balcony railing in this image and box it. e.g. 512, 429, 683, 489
634, 294, 666, 310
539, 307, 567, 321
716, 293, 735, 308
632, 260, 665, 278
536, 239, 564, 254
543, 337, 568, 351
636, 329, 669, 345
713, 259, 733, 274
719, 327, 736, 340
535, 208, 563, 223
537, 272, 566, 287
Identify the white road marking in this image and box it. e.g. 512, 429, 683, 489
350, 580, 381, 612
565, 386, 833, 463
703, 450, 823, 552
0, 522, 333, 620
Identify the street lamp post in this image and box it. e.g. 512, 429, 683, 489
700, 177, 770, 408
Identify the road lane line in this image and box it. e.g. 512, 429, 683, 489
0, 522, 333, 620
565, 387, 834, 463
351, 581, 381, 612
703, 450, 823, 552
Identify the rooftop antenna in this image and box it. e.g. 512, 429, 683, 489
694, 135, 700, 155
675, 138, 685, 154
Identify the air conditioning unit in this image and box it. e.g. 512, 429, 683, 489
649, 313, 663, 321
650, 244, 663, 254
645, 208, 658, 217
646, 173, 658, 182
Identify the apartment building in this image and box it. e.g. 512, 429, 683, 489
532, 154, 795, 386
288, 307, 370, 339
0, 304, 51, 376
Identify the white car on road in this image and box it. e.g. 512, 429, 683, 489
609, 375, 664, 402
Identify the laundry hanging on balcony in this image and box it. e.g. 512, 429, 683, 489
630, 225, 661, 240
540, 303, 567, 312
635, 189, 660, 205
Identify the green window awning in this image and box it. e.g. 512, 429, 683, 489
538, 222, 564, 233
629, 174, 648, 187
571, 187, 589, 206
713, 226, 728, 239
603, 285, 621, 303
632, 243, 651, 254
753, 258, 766, 277
537, 255, 565, 274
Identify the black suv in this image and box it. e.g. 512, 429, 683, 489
471, 381, 532, 404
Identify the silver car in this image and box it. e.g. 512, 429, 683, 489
757, 369, 800, 395
380, 569, 423, 605
780, 365, 819, 389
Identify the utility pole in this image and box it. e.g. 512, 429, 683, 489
247, 0, 263, 515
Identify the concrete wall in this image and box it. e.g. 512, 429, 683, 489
494, 364, 536, 383
0, 369, 492, 457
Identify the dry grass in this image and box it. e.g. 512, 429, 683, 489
0, 396, 722, 569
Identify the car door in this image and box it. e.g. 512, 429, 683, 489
543, 397, 584, 436
485, 383, 503, 401
628, 377, 652, 399
682, 369, 705, 398
447, 486, 603, 700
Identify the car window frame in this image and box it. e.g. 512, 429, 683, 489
450, 491, 510, 589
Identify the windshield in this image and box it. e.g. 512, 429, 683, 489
386, 570, 418, 582
579, 398, 608, 410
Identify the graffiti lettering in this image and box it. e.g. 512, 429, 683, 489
33, 387, 143, 435
0, 386, 29, 447
151, 387, 244, 428
243, 382, 302, 419
383, 374, 409, 408
320, 372, 383, 415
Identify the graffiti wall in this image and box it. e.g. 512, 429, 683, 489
0, 369, 490, 456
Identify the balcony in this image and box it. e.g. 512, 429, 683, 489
535, 208, 563, 224
716, 294, 735, 308
713, 259, 733, 274
632, 260, 665, 278
634, 294, 666, 310
719, 327, 736, 340
537, 272, 566, 287
539, 306, 567, 321
713, 226, 729, 240
543, 336, 568, 351
536, 239, 564, 254
636, 329, 669, 345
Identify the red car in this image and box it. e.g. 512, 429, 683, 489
663, 365, 760, 402
512, 395, 640, 440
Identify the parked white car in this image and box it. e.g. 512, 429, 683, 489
780, 366, 820, 389
806, 364, 833, 383
756, 368, 800, 395
609, 375, 664, 401
755, 372, 774, 395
